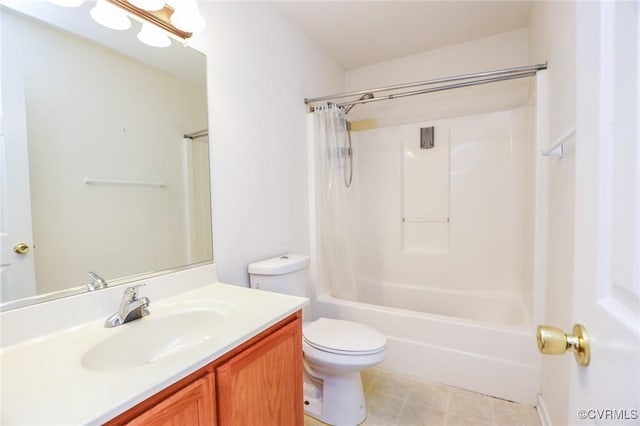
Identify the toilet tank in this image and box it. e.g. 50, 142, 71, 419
248, 254, 310, 297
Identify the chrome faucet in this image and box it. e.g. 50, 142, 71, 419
87, 271, 108, 291
104, 284, 150, 328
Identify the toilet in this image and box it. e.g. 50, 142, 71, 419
248, 254, 387, 426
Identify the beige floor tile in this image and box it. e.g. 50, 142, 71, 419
361, 367, 380, 393
397, 400, 447, 426
367, 369, 414, 400
362, 413, 398, 426
304, 415, 328, 426
445, 412, 494, 426
304, 369, 538, 426
493, 399, 540, 426
406, 380, 452, 412
363, 388, 405, 426
447, 388, 494, 424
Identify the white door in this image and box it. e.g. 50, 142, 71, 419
570, 1, 640, 424
0, 66, 37, 302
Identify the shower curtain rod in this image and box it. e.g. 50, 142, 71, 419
305, 63, 547, 111
184, 129, 208, 140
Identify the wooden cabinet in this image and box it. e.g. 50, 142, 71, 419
127, 375, 215, 426
217, 318, 302, 426
106, 311, 302, 426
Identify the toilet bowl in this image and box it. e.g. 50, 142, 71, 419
302, 318, 387, 425
248, 254, 387, 425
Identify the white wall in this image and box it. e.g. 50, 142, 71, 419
2, 10, 207, 295
351, 107, 534, 299
345, 29, 531, 128
528, 2, 577, 425
190, 3, 344, 287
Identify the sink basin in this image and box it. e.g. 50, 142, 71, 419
81, 307, 229, 371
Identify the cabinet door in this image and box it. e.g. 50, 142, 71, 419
216, 319, 302, 426
126, 374, 215, 426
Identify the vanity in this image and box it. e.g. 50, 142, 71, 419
0, 271, 308, 425
108, 311, 301, 425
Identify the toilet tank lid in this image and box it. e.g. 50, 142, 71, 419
248, 254, 310, 275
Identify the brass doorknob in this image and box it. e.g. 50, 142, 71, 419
537, 324, 590, 366
13, 243, 30, 255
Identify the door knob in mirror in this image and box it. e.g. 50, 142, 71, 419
13, 243, 30, 255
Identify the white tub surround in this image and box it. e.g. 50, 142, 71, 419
348, 107, 534, 301
0, 283, 308, 425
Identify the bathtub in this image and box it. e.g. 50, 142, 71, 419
358, 281, 530, 327
311, 282, 541, 406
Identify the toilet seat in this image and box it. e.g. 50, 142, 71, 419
303, 318, 386, 356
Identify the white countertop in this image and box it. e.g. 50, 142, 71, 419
0, 283, 308, 425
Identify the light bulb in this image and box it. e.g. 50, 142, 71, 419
170, 0, 205, 33
90, 0, 131, 31
137, 23, 171, 48
128, 0, 165, 12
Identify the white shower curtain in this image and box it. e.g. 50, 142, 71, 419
313, 104, 359, 301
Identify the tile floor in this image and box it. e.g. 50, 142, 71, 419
304, 368, 541, 426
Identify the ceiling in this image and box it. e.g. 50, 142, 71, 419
274, 1, 533, 70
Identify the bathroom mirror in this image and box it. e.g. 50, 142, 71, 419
0, 2, 212, 310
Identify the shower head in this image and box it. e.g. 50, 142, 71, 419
344, 93, 374, 115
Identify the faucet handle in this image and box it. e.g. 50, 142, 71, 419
125, 283, 146, 300
87, 271, 107, 291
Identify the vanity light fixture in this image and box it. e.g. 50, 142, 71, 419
48, 0, 205, 48
137, 22, 171, 48
48, 0, 85, 7
127, 0, 165, 12
109, 0, 200, 46
90, 0, 132, 31
170, 0, 205, 33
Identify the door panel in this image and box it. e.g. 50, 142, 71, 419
1, 66, 37, 302
572, 1, 640, 423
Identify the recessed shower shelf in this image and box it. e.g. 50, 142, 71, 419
402, 218, 450, 223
